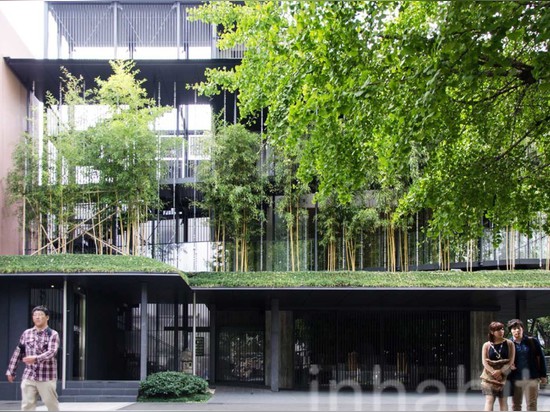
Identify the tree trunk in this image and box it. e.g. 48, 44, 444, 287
386, 223, 396, 272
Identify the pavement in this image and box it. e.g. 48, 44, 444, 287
1, 386, 550, 411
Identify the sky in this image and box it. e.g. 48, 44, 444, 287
0, 0, 44, 57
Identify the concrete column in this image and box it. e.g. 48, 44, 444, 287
140, 283, 148, 380
62, 279, 67, 390
209, 304, 216, 383
192, 292, 196, 375
270, 299, 280, 392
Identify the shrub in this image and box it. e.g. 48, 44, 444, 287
138, 371, 209, 401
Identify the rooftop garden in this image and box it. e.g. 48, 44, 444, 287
0, 254, 186, 281
186, 269, 550, 288
1, 255, 549, 289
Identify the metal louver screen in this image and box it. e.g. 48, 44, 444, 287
50, 3, 114, 48
119, 4, 177, 48
49, 3, 214, 50
294, 310, 469, 390
30, 287, 63, 333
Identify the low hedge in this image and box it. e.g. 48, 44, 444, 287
138, 371, 210, 402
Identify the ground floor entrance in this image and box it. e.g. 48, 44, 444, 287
2, 275, 550, 401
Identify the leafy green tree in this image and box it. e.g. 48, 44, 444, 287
342, 202, 381, 272
195, 123, 267, 271
272, 153, 311, 272
82, 61, 169, 255
531, 317, 550, 355
190, 1, 550, 270
8, 68, 93, 254
8, 60, 170, 256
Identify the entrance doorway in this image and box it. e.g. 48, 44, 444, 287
72, 291, 86, 380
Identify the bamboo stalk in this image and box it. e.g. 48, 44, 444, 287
295, 205, 300, 272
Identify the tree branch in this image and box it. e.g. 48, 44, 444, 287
495, 115, 550, 162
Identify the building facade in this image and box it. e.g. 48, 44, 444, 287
0, 1, 548, 401
2, 1, 549, 272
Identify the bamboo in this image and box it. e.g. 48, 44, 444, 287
222, 225, 226, 272
402, 228, 409, 272
505, 227, 512, 271
437, 235, 443, 270
387, 223, 396, 272
289, 202, 295, 272
241, 221, 246, 271
295, 205, 300, 272
61, 190, 64, 253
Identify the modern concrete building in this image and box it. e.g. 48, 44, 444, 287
0, 1, 548, 402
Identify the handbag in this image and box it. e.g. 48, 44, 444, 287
480, 358, 511, 392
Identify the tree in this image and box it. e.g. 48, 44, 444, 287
82, 61, 170, 255
190, 1, 550, 270
195, 123, 267, 271
272, 153, 311, 272
8, 60, 170, 255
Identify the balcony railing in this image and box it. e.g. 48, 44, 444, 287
47, 1, 244, 60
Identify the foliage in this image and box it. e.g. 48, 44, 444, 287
342, 203, 381, 272
186, 269, 550, 288
189, 1, 550, 269
530, 317, 550, 355
194, 123, 267, 271
0, 254, 186, 280
138, 371, 210, 401
271, 151, 311, 272
316, 195, 341, 271
7, 60, 171, 256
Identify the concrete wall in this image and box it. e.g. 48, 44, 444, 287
0, 9, 33, 255
265, 310, 294, 389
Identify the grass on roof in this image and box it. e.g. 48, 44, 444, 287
0, 254, 186, 281
1, 255, 549, 288
186, 269, 550, 288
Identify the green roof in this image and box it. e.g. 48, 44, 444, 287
2, 256, 548, 289
0, 254, 187, 283
186, 269, 550, 288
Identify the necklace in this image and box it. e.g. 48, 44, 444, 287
490, 341, 504, 359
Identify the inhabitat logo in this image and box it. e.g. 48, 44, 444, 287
306, 364, 550, 411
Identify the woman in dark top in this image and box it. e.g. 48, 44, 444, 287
481, 321, 515, 411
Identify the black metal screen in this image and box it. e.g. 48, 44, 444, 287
116, 302, 210, 380
294, 310, 469, 390
217, 327, 265, 383
30, 287, 63, 333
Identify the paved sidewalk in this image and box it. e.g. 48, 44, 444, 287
1, 386, 549, 411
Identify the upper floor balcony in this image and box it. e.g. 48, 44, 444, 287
46, 1, 244, 60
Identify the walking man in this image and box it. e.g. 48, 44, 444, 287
5, 305, 60, 411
